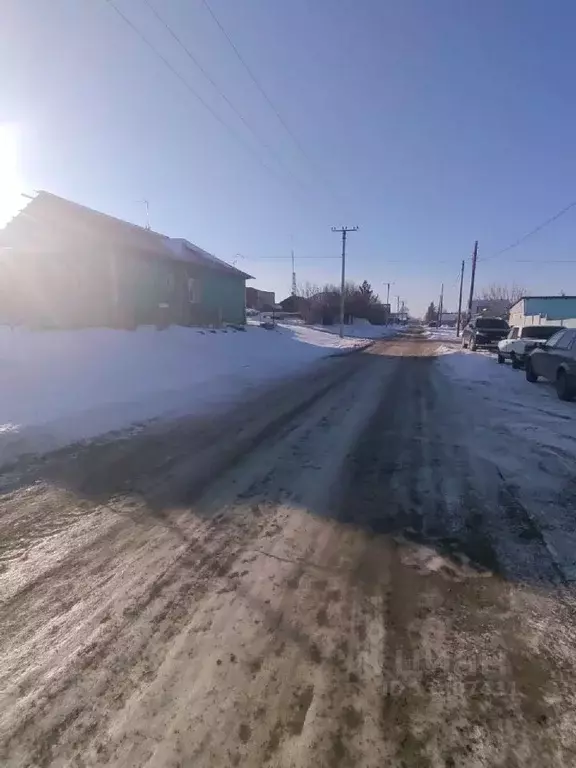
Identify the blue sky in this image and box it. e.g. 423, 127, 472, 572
1, 0, 576, 315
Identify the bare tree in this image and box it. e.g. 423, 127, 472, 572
296, 281, 321, 299
479, 282, 526, 304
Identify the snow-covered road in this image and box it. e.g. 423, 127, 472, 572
2, 334, 576, 766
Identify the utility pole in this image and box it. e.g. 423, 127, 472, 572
437, 283, 444, 326
396, 295, 400, 315
383, 282, 394, 308
456, 259, 465, 336
331, 226, 359, 338
383, 282, 393, 323
467, 240, 478, 323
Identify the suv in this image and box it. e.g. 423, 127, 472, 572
497, 325, 564, 368
461, 317, 509, 351
525, 329, 576, 401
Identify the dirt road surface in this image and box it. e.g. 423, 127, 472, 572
2, 334, 576, 767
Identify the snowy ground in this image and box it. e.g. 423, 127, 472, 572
423, 325, 459, 341
4, 335, 576, 766
250, 314, 400, 340
0, 323, 393, 466
304, 322, 401, 339
437, 344, 576, 579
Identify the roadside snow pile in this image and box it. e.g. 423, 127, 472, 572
424, 327, 459, 341
436, 347, 576, 579
0, 323, 371, 464
303, 323, 401, 340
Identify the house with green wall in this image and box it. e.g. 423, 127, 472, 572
0, 191, 253, 329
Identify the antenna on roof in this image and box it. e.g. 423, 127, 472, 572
138, 199, 150, 230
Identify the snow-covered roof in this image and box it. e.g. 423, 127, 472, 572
1, 191, 252, 280
167, 239, 252, 279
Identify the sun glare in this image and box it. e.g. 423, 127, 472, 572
0, 124, 23, 228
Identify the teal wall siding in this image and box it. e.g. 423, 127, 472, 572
525, 297, 576, 321
114, 252, 247, 327
117, 255, 176, 326
200, 272, 247, 325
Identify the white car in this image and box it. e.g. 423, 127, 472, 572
497, 325, 564, 368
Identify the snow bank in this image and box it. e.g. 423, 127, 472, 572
424, 326, 459, 341
0, 323, 380, 464
252, 315, 401, 341
304, 323, 401, 340
437, 347, 576, 578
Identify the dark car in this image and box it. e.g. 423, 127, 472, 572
461, 317, 509, 351
525, 328, 576, 401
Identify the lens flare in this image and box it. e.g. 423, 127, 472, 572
0, 123, 23, 228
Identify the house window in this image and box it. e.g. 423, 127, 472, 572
188, 277, 201, 303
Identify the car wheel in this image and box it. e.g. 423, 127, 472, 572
525, 360, 538, 383
556, 370, 576, 402
511, 353, 521, 369
497, 353, 504, 364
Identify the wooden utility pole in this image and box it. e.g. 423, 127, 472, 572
331, 226, 359, 338
383, 282, 393, 307
456, 259, 465, 336
467, 240, 478, 322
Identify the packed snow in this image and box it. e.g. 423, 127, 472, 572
423, 326, 459, 341
0, 322, 395, 465
437, 345, 576, 579
303, 322, 402, 340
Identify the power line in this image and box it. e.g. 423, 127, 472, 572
104, 0, 306, 199
507, 259, 576, 264
240, 254, 343, 261
140, 0, 312, 194
481, 199, 576, 263
201, 0, 336, 196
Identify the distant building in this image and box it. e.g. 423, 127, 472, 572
0, 191, 253, 328
509, 296, 576, 328
246, 287, 276, 310
438, 311, 459, 326
470, 299, 511, 317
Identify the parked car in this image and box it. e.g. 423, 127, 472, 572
497, 325, 564, 368
525, 328, 576, 401
461, 317, 509, 351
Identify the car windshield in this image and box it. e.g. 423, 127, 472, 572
546, 330, 567, 347
521, 326, 563, 339
476, 318, 509, 329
